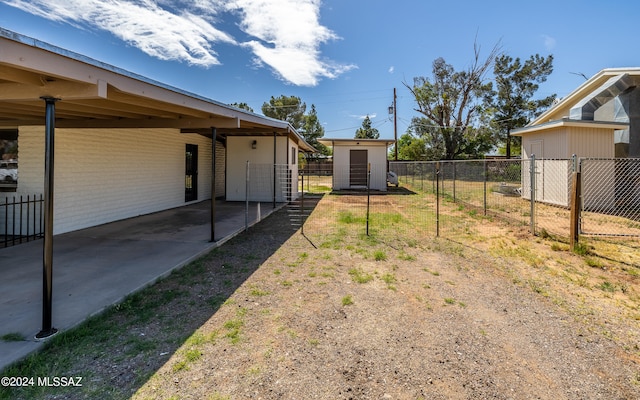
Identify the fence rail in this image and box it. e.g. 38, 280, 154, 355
1, 194, 44, 248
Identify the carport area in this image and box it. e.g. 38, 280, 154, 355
0, 199, 280, 370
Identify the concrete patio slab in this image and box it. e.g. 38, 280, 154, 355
0, 200, 280, 371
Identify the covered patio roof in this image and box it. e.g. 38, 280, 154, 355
0, 27, 314, 151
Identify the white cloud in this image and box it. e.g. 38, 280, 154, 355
542, 34, 556, 51
3, 0, 355, 86
351, 113, 376, 120
388, 66, 394, 74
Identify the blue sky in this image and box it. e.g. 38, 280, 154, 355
1, 0, 639, 139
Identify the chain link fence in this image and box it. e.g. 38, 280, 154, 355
579, 158, 640, 237
298, 157, 640, 246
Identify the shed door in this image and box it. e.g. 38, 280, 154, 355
185, 144, 198, 202
350, 149, 368, 186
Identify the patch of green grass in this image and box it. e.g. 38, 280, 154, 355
281, 280, 293, 287
399, 251, 416, 261
348, 268, 373, 284
249, 287, 270, 297
342, 295, 354, 306
338, 211, 364, 224
444, 297, 456, 305
381, 273, 397, 285
573, 242, 591, 256
423, 267, 440, 276
585, 257, 604, 269
1, 332, 25, 342
373, 250, 387, 261
597, 281, 616, 293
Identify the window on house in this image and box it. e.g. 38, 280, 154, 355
0, 129, 18, 192
291, 147, 297, 165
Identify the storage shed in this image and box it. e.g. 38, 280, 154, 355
512, 68, 639, 207
318, 138, 394, 191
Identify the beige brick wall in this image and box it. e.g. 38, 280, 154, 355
3, 127, 212, 234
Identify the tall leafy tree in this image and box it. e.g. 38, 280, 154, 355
301, 104, 328, 155
355, 115, 380, 139
261, 95, 306, 131
405, 42, 500, 159
489, 54, 556, 158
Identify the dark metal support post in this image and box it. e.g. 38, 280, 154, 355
37, 97, 59, 339
210, 127, 216, 242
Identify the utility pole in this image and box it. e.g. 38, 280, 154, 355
389, 88, 398, 160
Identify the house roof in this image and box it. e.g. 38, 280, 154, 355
511, 67, 640, 137
528, 68, 640, 125
0, 28, 315, 152
511, 118, 628, 136
318, 138, 396, 147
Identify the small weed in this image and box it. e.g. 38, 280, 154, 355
281, 280, 293, 287
423, 267, 440, 276
342, 295, 354, 306
249, 287, 270, 297
444, 297, 456, 305
573, 242, 591, 256
309, 339, 320, 346
1, 332, 25, 342
374, 250, 387, 261
274, 269, 281, 275
381, 273, 397, 285
349, 268, 373, 284
399, 251, 416, 261
585, 257, 604, 269
185, 348, 202, 362
597, 281, 616, 293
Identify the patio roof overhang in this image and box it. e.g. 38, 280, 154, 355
0, 28, 315, 151
0, 27, 315, 339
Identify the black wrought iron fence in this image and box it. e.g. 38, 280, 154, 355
1, 194, 44, 248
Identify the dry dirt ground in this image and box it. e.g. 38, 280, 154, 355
5, 194, 639, 400
129, 194, 640, 400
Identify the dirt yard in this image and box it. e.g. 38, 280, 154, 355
3, 193, 639, 400
130, 194, 639, 399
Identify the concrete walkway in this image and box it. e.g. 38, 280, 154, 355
0, 200, 279, 371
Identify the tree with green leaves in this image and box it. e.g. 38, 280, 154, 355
301, 104, 329, 155
261, 95, 306, 131
355, 115, 380, 139
488, 54, 556, 158
405, 42, 500, 159
228, 102, 254, 112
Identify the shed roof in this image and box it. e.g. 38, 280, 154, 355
0, 28, 315, 152
318, 138, 396, 147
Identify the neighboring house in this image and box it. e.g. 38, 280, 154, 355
512, 67, 639, 207
0, 28, 313, 237
318, 138, 395, 191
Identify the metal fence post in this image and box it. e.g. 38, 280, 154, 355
245, 161, 250, 231
366, 163, 371, 236
530, 154, 536, 235
453, 162, 457, 202
569, 155, 581, 248
483, 160, 488, 216
301, 173, 305, 236
436, 161, 440, 237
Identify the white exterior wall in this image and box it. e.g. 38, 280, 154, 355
225, 136, 297, 202
520, 127, 615, 207
332, 144, 388, 191
2, 126, 212, 234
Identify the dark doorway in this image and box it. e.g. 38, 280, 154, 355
185, 144, 198, 202
349, 149, 368, 186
